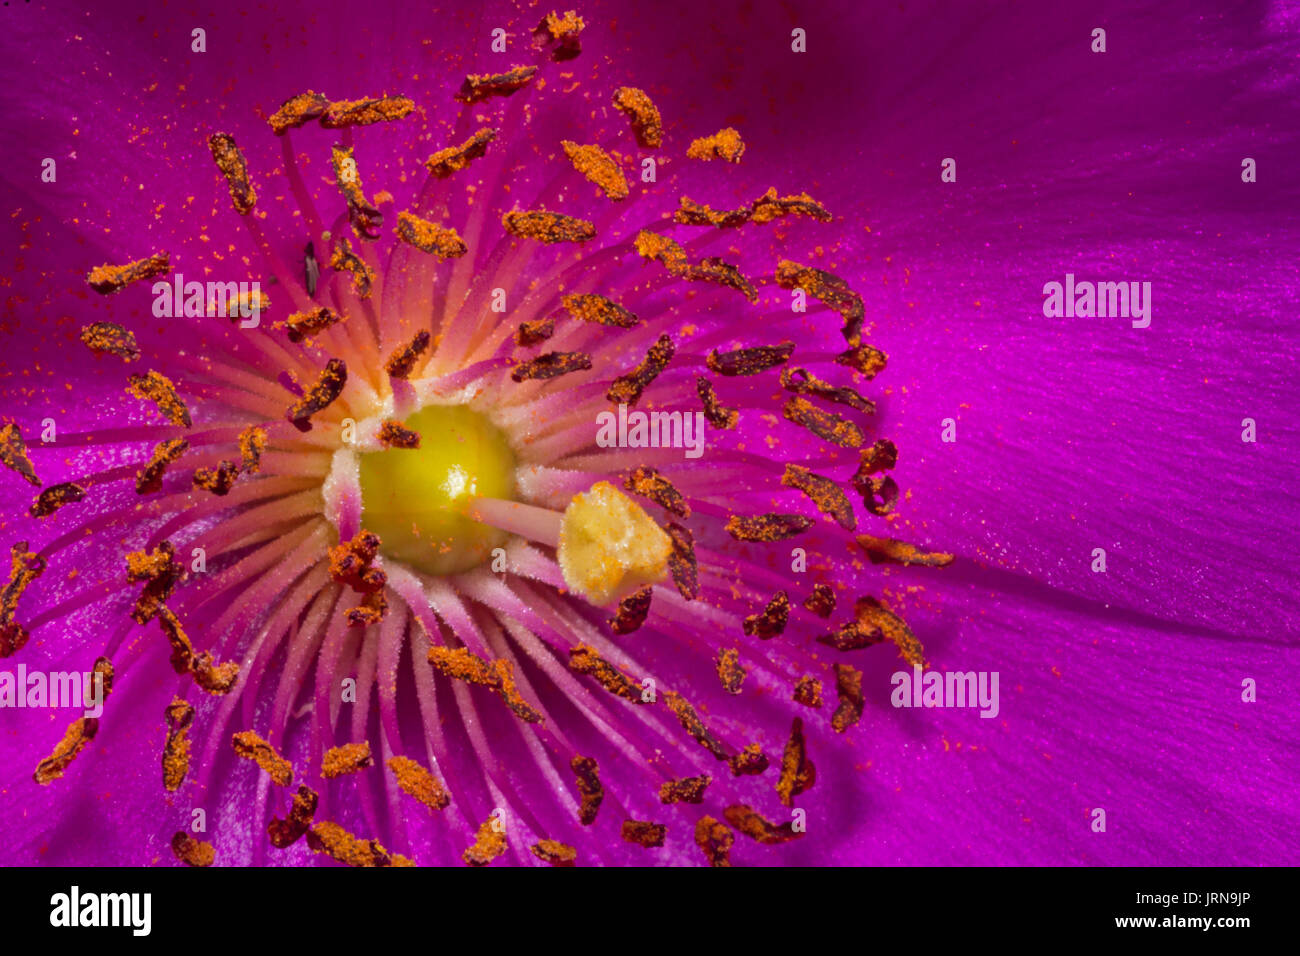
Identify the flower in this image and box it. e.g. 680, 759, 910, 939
1, 0, 1297, 867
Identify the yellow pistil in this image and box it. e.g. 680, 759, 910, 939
357, 405, 516, 576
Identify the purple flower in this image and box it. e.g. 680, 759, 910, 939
0, 0, 1297, 867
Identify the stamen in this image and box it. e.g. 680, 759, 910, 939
749, 188, 832, 224
193, 460, 240, 496
87, 251, 169, 295
348, 592, 387, 630
835, 344, 888, 378
674, 197, 752, 229
793, 676, 823, 709
331, 145, 382, 240
384, 330, 431, 380
743, 590, 790, 639
855, 533, 954, 567
775, 260, 865, 346
329, 237, 375, 298
562, 292, 639, 328
387, 756, 451, 811
209, 287, 269, 322
664, 691, 729, 761
0, 424, 40, 486
531, 840, 577, 866
686, 127, 745, 163
533, 11, 585, 60
725, 513, 812, 542
634, 231, 756, 300
690, 257, 758, 301
268, 785, 319, 848
208, 132, 257, 215
79, 322, 140, 362
171, 640, 233, 695
557, 481, 671, 605
33, 718, 97, 784
502, 209, 596, 243
707, 342, 795, 376
624, 465, 689, 518
612, 87, 662, 148
820, 596, 925, 666
304, 242, 320, 296
561, 141, 628, 200
607, 334, 674, 406
456, 66, 538, 103
802, 584, 835, 618
136, 438, 189, 494
831, 663, 863, 733
125, 542, 181, 624
285, 358, 347, 432
634, 230, 689, 271
424, 127, 497, 178
238, 426, 267, 473
775, 717, 814, 807
515, 318, 555, 346
231, 730, 294, 785
716, 647, 746, 694
782, 396, 863, 448
696, 376, 738, 429
171, 832, 215, 867
127, 371, 192, 428
322, 741, 373, 778
856, 474, 899, 516
320, 95, 415, 128
309, 821, 414, 867
511, 350, 593, 382
781, 367, 875, 414
191, 652, 240, 694
609, 585, 653, 634
93, 657, 115, 697
280, 305, 343, 343
463, 815, 508, 866
723, 805, 803, 844
729, 743, 770, 777
659, 775, 710, 804
571, 754, 603, 825
781, 464, 856, 530
675, 188, 831, 227
427, 645, 544, 724
267, 91, 329, 134
856, 438, 898, 475
162, 698, 194, 792
567, 643, 647, 704
622, 820, 666, 848
396, 211, 468, 258
694, 817, 734, 866
665, 523, 700, 600
30, 482, 85, 519
377, 420, 420, 449
155, 606, 197, 672
869, 598, 926, 666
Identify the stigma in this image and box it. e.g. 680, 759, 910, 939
557, 481, 671, 606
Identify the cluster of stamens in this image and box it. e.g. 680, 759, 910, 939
0, 7, 955, 867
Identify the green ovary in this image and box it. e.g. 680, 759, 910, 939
357, 404, 517, 576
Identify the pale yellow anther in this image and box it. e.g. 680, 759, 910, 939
558, 481, 671, 606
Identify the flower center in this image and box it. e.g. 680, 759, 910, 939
357, 404, 516, 576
